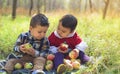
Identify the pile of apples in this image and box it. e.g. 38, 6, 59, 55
64, 49, 80, 71
45, 54, 55, 71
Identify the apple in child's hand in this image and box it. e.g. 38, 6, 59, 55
69, 49, 79, 59
24, 43, 32, 49
47, 54, 55, 60
24, 62, 33, 69
14, 63, 22, 70
72, 61, 80, 70
59, 43, 68, 51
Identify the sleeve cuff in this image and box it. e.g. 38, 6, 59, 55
35, 50, 40, 57
75, 41, 88, 52
14, 46, 21, 52
49, 46, 58, 53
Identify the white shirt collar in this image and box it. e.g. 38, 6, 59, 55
54, 30, 75, 38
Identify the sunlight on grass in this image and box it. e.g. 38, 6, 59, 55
0, 14, 120, 74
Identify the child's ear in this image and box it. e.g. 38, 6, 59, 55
29, 26, 32, 31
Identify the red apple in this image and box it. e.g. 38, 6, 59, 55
47, 54, 55, 60
59, 43, 68, 51
72, 61, 80, 70
69, 49, 79, 59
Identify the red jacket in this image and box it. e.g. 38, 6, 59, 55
48, 32, 82, 49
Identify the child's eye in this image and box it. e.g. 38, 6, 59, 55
38, 31, 42, 33
62, 31, 66, 33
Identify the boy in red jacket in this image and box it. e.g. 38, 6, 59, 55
48, 14, 90, 74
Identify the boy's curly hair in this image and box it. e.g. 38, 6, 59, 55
30, 13, 49, 28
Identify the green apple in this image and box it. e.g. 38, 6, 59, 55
45, 60, 53, 71
24, 62, 33, 69
46, 60, 53, 65
25, 43, 32, 49
14, 63, 22, 70
72, 61, 80, 70
45, 64, 53, 71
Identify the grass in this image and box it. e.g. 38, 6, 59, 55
0, 13, 120, 74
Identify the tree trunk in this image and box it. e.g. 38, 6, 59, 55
44, 0, 46, 13
29, 0, 33, 16
12, 0, 17, 19
37, 0, 40, 14
103, 0, 110, 19
85, 0, 87, 12
0, 0, 2, 8
89, 0, 92, 13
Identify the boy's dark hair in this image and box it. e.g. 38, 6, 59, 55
30, 13, 49, 28
59, 14, 77, 32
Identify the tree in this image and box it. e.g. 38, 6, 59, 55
43, 0, 46, 13
12, 0, 17, 19
0, 0, 3, 8
37, 0, 40, 14
89, 0, 92, 13
103, 0, 110, 19
29, 0, 33, 16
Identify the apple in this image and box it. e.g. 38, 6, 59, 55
69, 49, 79, 59
63, 59, 73, 71
59, 43, 68, 51
45, 60, 53, 71
45, 64, 53, 71
46, 60, 53, 65
76, 59, 81, 63
14, 63, 22, 70
72, 61, 80, 70
24, 62, 33, 69
47, 54, 55, 60
64, 59, 72, 64
24, 43, 32, 49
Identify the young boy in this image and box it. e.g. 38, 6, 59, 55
1, 13, 50, 74
48, 14, 90, 74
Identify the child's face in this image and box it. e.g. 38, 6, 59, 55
57, 22, 72, 38
30, 25, 48, 40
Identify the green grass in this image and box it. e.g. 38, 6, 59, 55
0, 14, 120, 74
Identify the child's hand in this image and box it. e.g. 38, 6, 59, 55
19, 45, 26, 53
25, 48, 35, 56
20, 43, 35, 56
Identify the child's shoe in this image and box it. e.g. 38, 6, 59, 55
57, 64, 66, 74
31, 70, 45, 74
